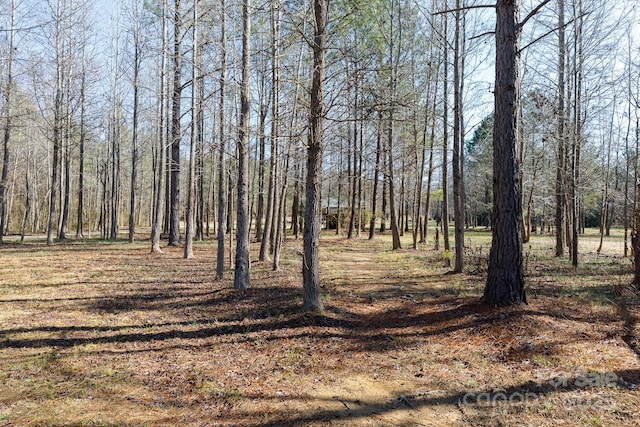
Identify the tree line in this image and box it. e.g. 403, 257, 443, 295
0, 0, 638, 308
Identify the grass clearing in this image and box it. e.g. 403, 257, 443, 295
0, 229, 639, 426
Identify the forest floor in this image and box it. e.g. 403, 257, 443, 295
1, 228, 639, 426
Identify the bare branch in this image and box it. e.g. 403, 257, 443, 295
469, 30, 495, 41
0, 22, 52, 32
518, 0, 553, 30
519, 11, 590, 53
432, 4, 495, 16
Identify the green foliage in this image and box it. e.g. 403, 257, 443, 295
431, 188, 444, 202
465, 113, 494, 227
466, 113, 493, 158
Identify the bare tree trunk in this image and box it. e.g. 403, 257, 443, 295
234, 0, 251, 290
369, 112, 382, 240
442, 9, 450, 258
279, 22, 304, 247
21, 166, 30, 242
163, 134, 171, 235
412, 58, 429, 248
259, 1, 281, 262
348, 66, 359, 239
555, 0, 566, 257
414, 27, 440, 249
254, 29, 271, 243
109, 108, 121, 241
273, 133, 292, 271
570, 0, 583, 268
184, 0, 199, 259
400, 159, 406, 236
633, 89, 640, 272
129, 2, 141, 243
597, 107, 614, 254
335, 156, 342, 234
196, 70, 205, 241
269, 0, 282, 257
388, 115, 401, 249
47, 1, 64, 246
255, 99, 268, 242
226, 171, 233, 235
59, 47, 74, 241
380, 145, 387, 234
482, 0, 526, 305
4, 152, 17, 234
634, 188, 640, 282
169, 0, 183, 246
292, 159, 301, 238
302, 0, 328, 312
452, 0, 465, 273
151, 0, 168, 253
76, 39, 87, 239
0, 0, 15, 243
624, 33, 633, 257
100, 156, 108, 239
59, 138, 71, 240
216, 0, 228, 279
387, 0, 401, 250
206, 144, 214, 238
357, 125, 363, 236
423, 58, 440, 244
47, 108, 61, 245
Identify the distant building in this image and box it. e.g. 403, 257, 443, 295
322, 198, 345, 229
322, 197, 365, 230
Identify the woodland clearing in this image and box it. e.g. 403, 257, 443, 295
0, 229, 639, 426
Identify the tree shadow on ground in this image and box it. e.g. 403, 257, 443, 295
0, 280, 626, 361
233, 369, 640, 426
616, 284, 640, 359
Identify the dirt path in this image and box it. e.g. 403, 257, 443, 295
287, 238, 466, 426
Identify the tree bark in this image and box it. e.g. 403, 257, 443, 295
597, 107, 614, 254
482, 0, 526, 306
151, 0, 168, 254
273, 135, 292, 271
216, 0, 227, 279
184, 0, 199, 259
234, 0, 251, 290
423, 56, 440, 244
169, 0, 183, 246
255, 100, 268, 242
452, 0, 465, 273
59, 136, 71, 240
369, 112, 382, 239
442, 9, 450, 258
380, 147, 387, 233
76, 37, 87, 239
196, 62, 205, 242
570, 0, 583, 268
47, 1, 64, 246
624, 33, 633, 257
292, 161, 301, 239
129, 3, 141, 244
555, 0, 566, 257
0, 0, 15, 243
109, 104, 121, 241
302, 0, 328, 312
348, 65, 359, 239
269, 0, 282, 259
20, 165, 30, 242
387, 0, 401, 250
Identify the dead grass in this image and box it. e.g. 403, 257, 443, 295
0, 229, 639, 426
